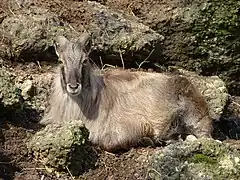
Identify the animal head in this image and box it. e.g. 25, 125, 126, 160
54, 33, 92, 96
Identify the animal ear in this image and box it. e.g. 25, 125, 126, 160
54, 36, 69, 59
76, 32, 92, 53
54, 36, 70, 63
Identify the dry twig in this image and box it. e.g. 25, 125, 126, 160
119, 49, 125, 69
137, 49, 155, 70
66, 166, 75, 180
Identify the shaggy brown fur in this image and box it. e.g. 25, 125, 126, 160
40, 33, 213, 152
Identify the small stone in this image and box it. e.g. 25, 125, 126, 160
186, 135, 197, 142
214, 139, 222, 144
234, 157, 240, 164
21, 79, 34, 99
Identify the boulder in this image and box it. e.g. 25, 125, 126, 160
0, 7, 74, 61
87, 1, 164, 63
27, 120, 97, 175
0, 1, 163, 64
148, 137, 240, 180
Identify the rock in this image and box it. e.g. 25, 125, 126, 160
185, 135, 197, 142
0, 67, 22, 109
214, 96, 240, 140
0, 1, 163, 64
87, 1, 164, 63
27, 72, 55, 111
0, 65, 50, 113
104, 0, 240, 95
169, 67, 228, 120
0, 6, 75, 61
148, 138, 240, 180
19, 80, 35, 100
27, 120, 97, 175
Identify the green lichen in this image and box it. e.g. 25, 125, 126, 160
190, 154, 217, 165
1, 7, 76, 61
88, 1, 163, 57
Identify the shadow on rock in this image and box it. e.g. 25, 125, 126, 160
213, 96, 240, 140
0, 104, 43, 131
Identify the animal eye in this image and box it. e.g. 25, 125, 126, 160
58, 58, 64, 65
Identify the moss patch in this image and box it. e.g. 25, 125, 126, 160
189, 154, 217, 164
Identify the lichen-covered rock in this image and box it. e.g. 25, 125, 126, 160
0, 1, 163, 64
104, 0, 240, 95
18, 79, 35, 100
0, 64, 52, 113
0, 67, 21, 108
88, 1, 164, 60
27, 120, 97, 175
148, 138, 240, 180
12, 64, 55, 112
174, 0, 240, 96
169, 67, 228, 120
182, 0, 240, 96
0, 7, 75, 61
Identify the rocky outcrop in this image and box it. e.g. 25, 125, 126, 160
104, 0, 240, 95
87, 1, 164, 64
0, 1, 162, 64
0, 7, 74, 61
148, 137, 240, 180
